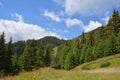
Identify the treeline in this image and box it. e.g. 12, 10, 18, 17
0, 33, 15, 75
12, 36, 63, 56
54, 10, 120, 70
0, 36, 63, 76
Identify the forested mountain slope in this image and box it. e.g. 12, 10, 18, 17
55, 10, 120, 70
12, 36, 64, 56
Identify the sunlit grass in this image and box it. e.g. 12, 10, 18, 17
3, 67, 120, 80
74, 54, 120, 70
2, 54, 120, 80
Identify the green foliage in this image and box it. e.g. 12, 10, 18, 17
84, 47, 94, 62
100, 62, 111, 68
64, 47, 77, 70
58, 10, 120, 70
11, 53, 20, 74
0, 32, 6, 72
81, 64, 90, 70
19, 40, 37, 71
59, 42, 70, 69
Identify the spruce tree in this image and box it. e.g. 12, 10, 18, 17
5, 37, 13, 73
0, 33, 6, 73
20, 40, 37, 71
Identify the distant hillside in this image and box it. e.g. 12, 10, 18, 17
12, 36, 64, 55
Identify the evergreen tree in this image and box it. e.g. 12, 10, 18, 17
98, 26, 106, 40
107, 10, 120, 35
95, 41, 106, 58
36, 43, 46, 67
5, 37, 13, 73
59, 42, 70, 69
11, 53, 20, 74
44, 44, 53, 66
88, 32, 94, 46
84, 47, 93, 62
79, 44, 87, 64
20, 40, 37, 71
0, 33, 6, 73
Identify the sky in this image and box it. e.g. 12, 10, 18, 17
0, 0, 120, 42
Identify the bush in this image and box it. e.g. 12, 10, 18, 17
81, 64, 90, 70
100, 62, 111, 68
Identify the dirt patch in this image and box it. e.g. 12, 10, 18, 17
84, 68, 120, 73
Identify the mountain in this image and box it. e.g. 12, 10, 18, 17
12, 36, 64, 56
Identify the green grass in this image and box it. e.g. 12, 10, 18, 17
3, 68, 120, 80
74, 54, 120, 70
2, 54, 120, 80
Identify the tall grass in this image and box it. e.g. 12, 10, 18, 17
3, 67, 120, 80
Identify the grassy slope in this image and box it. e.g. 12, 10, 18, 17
3, 54, 120, 80
74, 54, 120, 71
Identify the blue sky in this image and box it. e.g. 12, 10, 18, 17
0, 0, 120, 42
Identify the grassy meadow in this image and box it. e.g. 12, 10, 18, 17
1, 54, 120, 80
2, 68, 120, 80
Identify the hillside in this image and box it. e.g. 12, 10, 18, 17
12, 36, 64, 55
55, 10, 120, 70
3, 54, 120, 80
74, 54, 120, 71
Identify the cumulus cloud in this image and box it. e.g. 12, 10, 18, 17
65, 18, 102, 32
0, 19, 60, 42
43, 10, 61, 22
83, 21, 102, 32
65, 18, 83, 27
54, 0, 120, 16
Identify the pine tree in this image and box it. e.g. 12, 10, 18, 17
107, 10, 120, 35
20, 40, 37, 71
11, 53, 20, 74
0, 33, 6, 73
64, 46, 77, 70
59, 42, 70, 69
44, 44, 52, 66
88, 32, 94, 46
5, 37, 13, 73
81, 32, 86, 44
36, 43, 46, 67
84, 47, 93, 62
79, 44, 87, 64
98, 26, 106, 40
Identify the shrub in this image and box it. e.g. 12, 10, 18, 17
81, 64, 90, 70
100, 62, 111, 68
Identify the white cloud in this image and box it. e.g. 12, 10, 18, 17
83, 21, 102, 32
0, 19, 60, 42
65, 18, 102, 32
58, 0, 120, 16
11, 13, 24, 22
65, 18, 83, 27
43, 10, 61, 22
